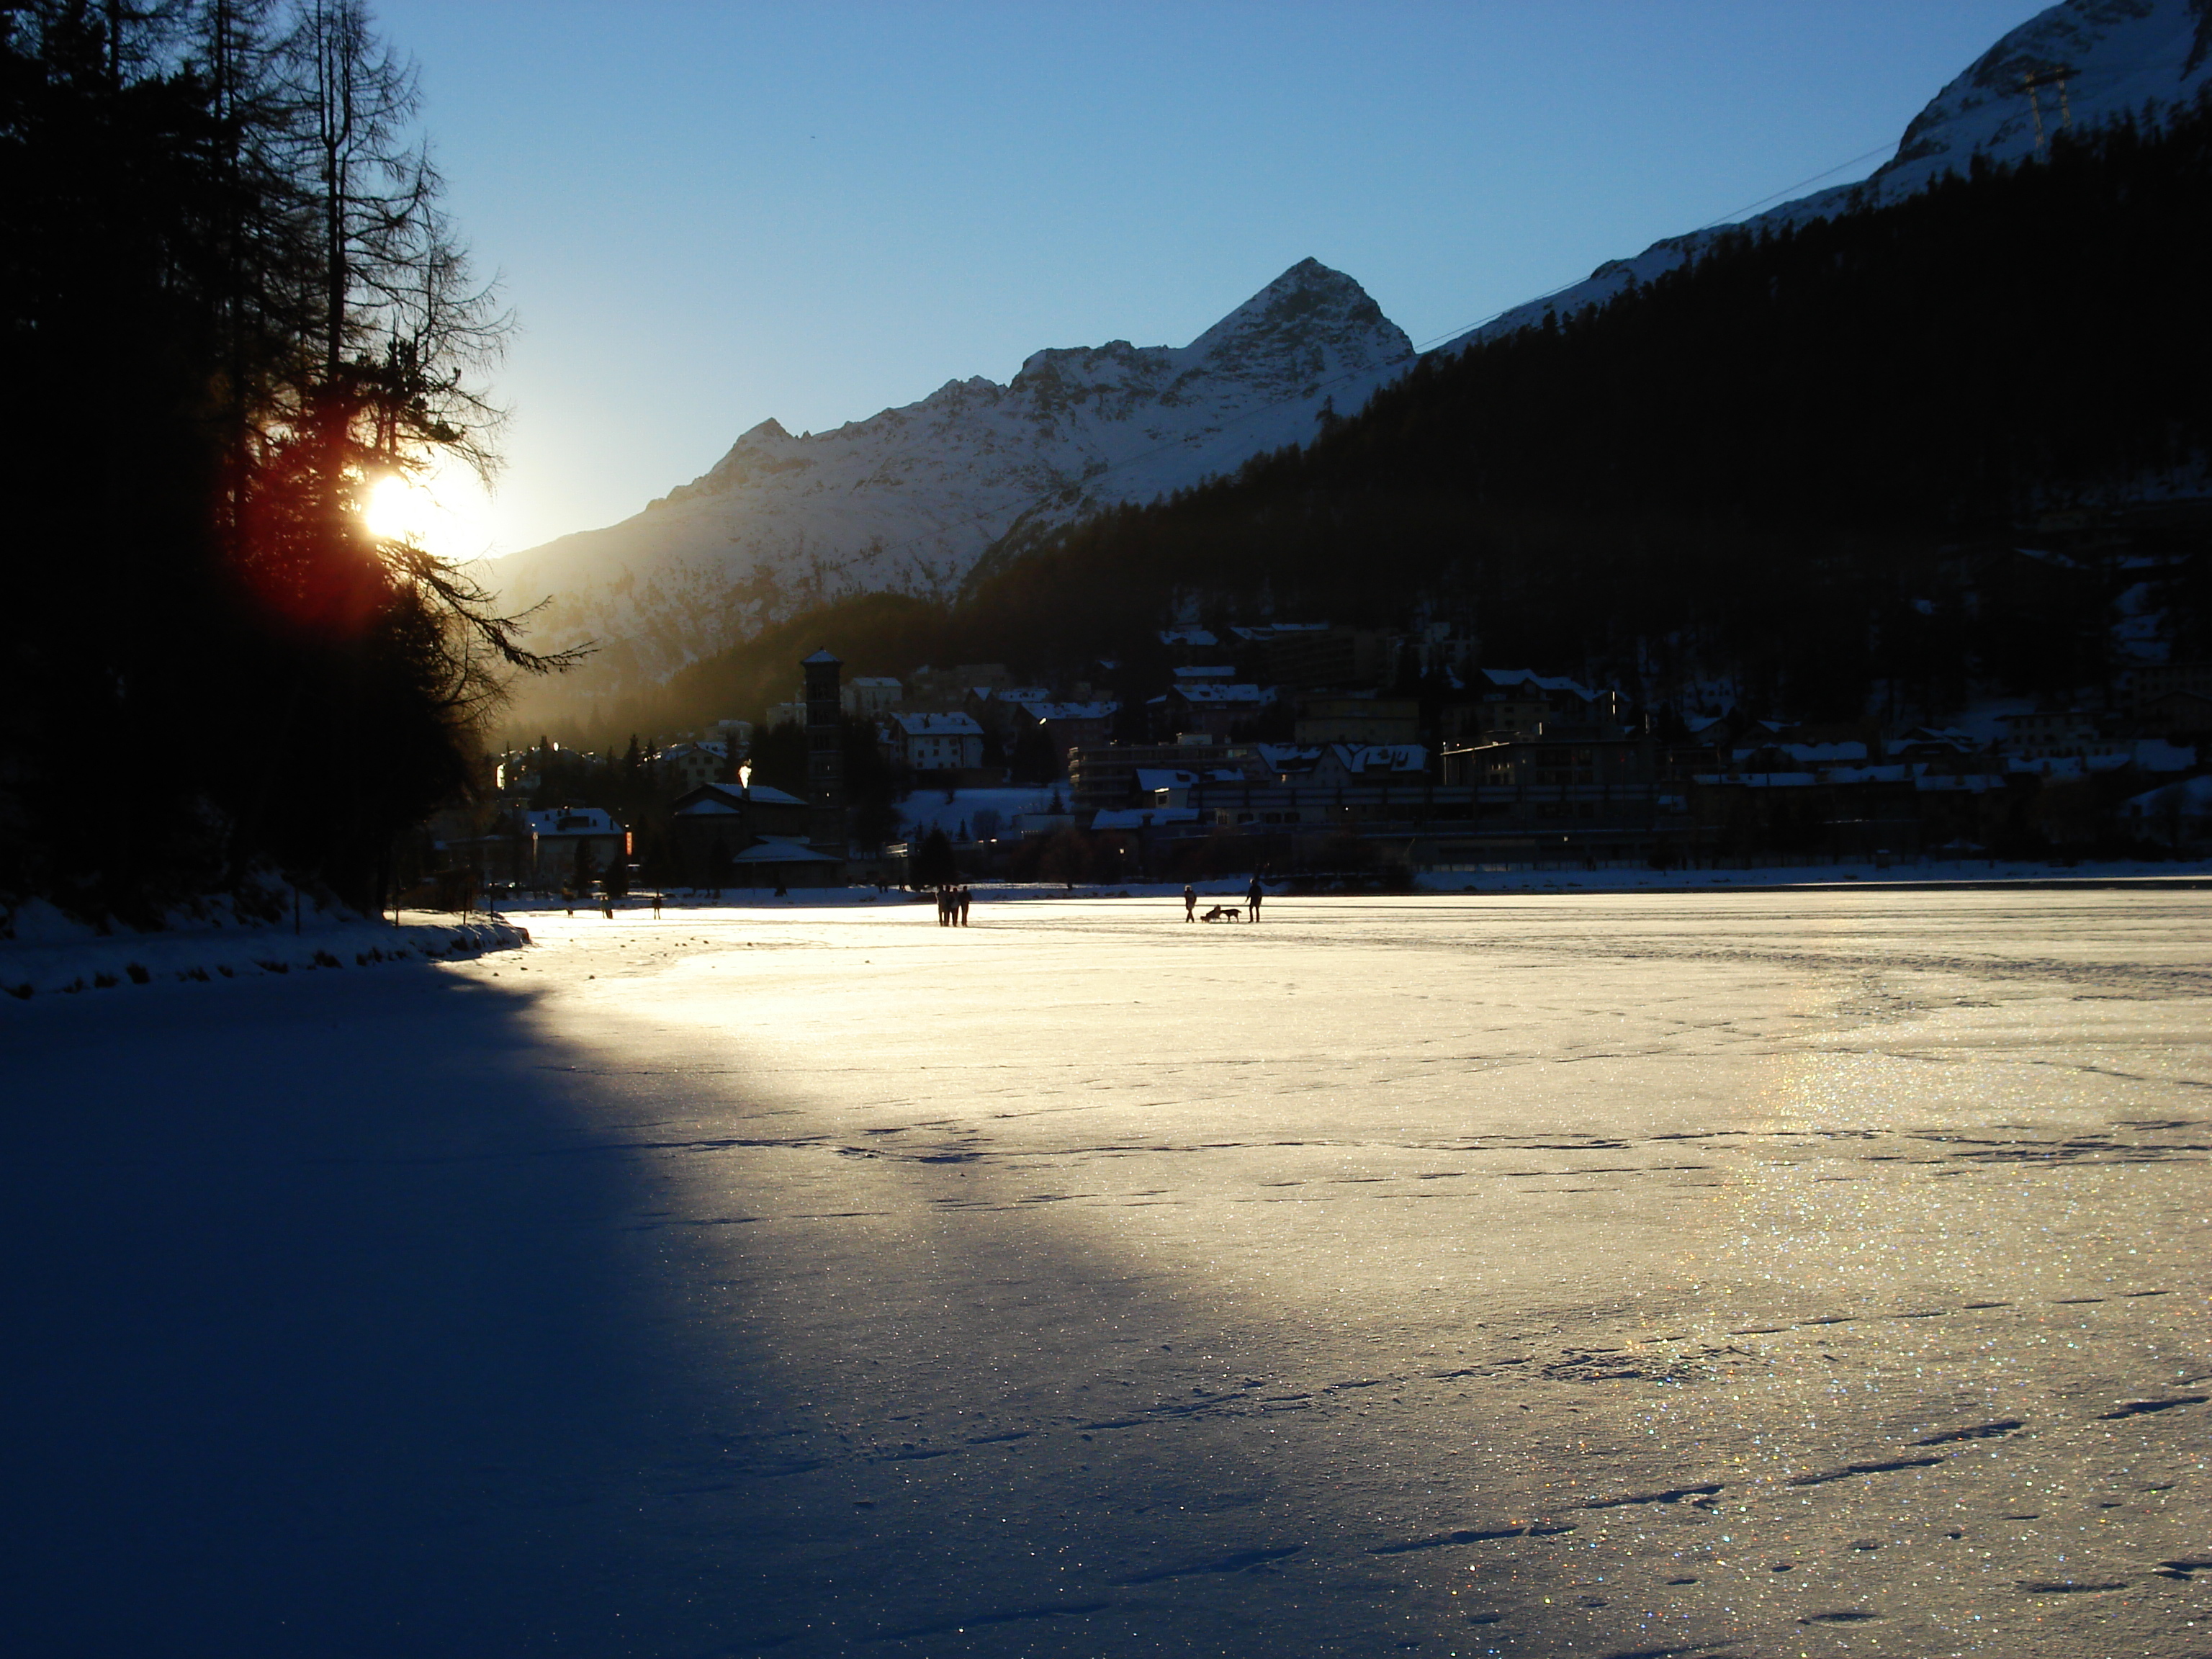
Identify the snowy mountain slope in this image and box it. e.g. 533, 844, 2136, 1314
1442, 0, 2212, 353
500, 1, 2208, 705
495, 259, 1413, 694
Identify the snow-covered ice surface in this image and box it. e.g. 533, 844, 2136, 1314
6, 889, 2209, 1655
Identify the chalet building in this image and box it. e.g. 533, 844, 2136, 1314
667, 779, 837, 886
519, 806, 629, 885
1151, 681, 1274, 740
891, 711, 984, 772
655, 740, 729, 791
672, 780, 809, 837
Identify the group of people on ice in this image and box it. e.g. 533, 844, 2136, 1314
1183, 876, 1267, 922
930, 878, 1272, 926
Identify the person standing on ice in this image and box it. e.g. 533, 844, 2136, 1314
1246, 874, 1264, 921
1182, 884, 1197, 922
957, 885, 972, 926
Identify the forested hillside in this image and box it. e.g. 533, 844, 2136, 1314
607, 94, 2212, 742
963, 96, 2212, 718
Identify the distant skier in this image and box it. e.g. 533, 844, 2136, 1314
1183, 884, 1197, 922
1246, 875, 1264, 921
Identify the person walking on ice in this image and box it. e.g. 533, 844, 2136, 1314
1246, 874, 1264, 921
1182, 884, 1197, 922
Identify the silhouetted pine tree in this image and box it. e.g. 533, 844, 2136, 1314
0, 1, 575, 918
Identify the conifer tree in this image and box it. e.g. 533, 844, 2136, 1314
909, 827, 958, 889
0, 1, 579, 916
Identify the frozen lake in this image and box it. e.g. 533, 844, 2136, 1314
5, 889, 2208, 1655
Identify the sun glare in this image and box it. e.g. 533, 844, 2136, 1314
363, 464, 495, 562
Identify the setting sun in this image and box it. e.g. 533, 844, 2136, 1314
363, 464, 495, 562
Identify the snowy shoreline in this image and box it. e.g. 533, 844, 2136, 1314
0, 901, 529, 1004
12, 858, 2202, 999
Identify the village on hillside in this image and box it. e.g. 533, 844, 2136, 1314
442, 621, 2212, 904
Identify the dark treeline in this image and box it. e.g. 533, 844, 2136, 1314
1, 1, 560, 921
593, 95, 2212, 743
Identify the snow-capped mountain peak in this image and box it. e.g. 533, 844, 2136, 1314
1443, 0, 2212, 354
497, 260, 1412, 698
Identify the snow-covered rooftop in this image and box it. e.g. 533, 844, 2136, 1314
1479, 667, 1599, 701
673, 782, 807, 814
523, 807, 624, 836
1090, 807, 1202, 830
894, 711, 984, 737
1019, 701, 1118, 721
1173, 683, 1272, 706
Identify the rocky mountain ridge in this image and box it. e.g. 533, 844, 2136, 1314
496, 259, 1413, 697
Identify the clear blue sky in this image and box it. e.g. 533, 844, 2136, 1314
369, 1, 2047, 558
